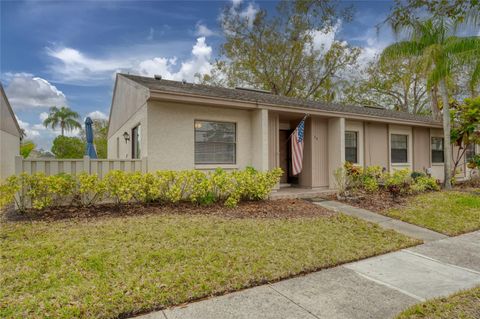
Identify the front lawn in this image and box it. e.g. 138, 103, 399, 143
0, 200, 418, 318
385, 191, 480, 236
397, 286, 480, 319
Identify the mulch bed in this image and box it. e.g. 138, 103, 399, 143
2, 199, 335, 223
332, 191, 410, 213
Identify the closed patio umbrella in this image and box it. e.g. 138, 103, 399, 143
85, 117, 98, 159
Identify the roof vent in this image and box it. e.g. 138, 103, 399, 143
182, 79, 187, 84
154, 74, 162, 80
235, 87, 272, 94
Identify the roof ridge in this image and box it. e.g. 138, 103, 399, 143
119, 73, 439, 125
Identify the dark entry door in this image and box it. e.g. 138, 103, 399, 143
279, 130, 289, 183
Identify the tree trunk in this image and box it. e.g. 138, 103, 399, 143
438, 78, 452, 189
430, 86, 440, 120
61, 125, 64, 136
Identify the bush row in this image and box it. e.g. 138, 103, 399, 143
0, 167, 283, 211
335, 162, 439, 199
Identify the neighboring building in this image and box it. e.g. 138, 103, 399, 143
0, 84, 21, 180
107, 74, 476, 188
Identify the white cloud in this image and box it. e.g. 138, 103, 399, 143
131, 37, 212, 82
311, 20, 342, 52
46, 37, 213, 84
86, 110, 108, 120
231, 0, 242, 7
39, 112, 49, 121
239, 3, 258, 27
4, 73, 67, 109
195, 22, 216, 37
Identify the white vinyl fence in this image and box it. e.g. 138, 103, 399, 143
15, 156, 147, 178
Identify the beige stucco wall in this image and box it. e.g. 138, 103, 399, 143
345, 120, 364, 167
389, 124, 413, 172
107, 104, 148, 159
0, 130, 20, 180
146, 101, 255, 171
268, 112, 279, 170
327, 117, 345, 189
1, 89, 20, 137
108, 75, 149, 139
413, 127, 430, 172
429, 128, 445, 181
364, 122, 389, 169
251, 109, 269, 171
310, 117, 329, 188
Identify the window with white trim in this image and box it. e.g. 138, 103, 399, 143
391, 134, 408, 163
431, 137, 444, 163
194, 120, 236, 164
345, 131, 358, 163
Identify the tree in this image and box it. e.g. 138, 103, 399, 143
450, 96, 480, 175
381, 18, 480, 189
43, 106, 82, 136
20, 140, 36, 158
384, 0, 480, 31
79, 119, 108, 158
51, 136, 84, 159
203, 0, 360, 102
344, 56, 431, 114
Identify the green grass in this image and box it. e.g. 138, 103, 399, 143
1, 213, 418, 318
386, 191, 480, 236
397, 286, 480, 319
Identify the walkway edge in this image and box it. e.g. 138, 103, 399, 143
313, 200, 448, 242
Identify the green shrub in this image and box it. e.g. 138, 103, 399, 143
410, 175, 440, 193
0, 168, 283, 211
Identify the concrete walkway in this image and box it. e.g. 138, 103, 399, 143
135, 230, 480, 319
314, 200, 448, 242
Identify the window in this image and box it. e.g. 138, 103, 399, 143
116, 137, 120, 158
466, 143, 476, 162
132, 125, 141, 159
391, 134, 408, 163
431, 137, 444, 163
345, 131, 358, 163
195, 120, 236, 164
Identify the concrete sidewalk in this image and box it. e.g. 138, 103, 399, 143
135, 231, 480, 319
314, 200, 448, 242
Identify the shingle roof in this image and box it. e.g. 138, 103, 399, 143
121, 74, 441, 125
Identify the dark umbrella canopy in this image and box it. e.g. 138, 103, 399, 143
85, 117, 98, 159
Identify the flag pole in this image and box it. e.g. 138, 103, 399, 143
287, 113, 309, 142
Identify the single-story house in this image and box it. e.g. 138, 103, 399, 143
0, 84, 22, 181
107, 73, 478, 189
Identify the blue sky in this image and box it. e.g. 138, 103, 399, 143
1, 0, 401, 149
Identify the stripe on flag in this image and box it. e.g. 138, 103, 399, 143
291, 118, 305, 176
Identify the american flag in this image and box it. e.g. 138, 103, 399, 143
291, 117, 306, 176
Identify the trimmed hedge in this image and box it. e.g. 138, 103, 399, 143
335, 162, 439, 198
0, 167, 283, 211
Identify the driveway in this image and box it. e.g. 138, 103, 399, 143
136, 230, 480, 319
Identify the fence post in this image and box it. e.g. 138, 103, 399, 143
141, 157, 148, 173
83, 156, 90, 174
15, 155, 23, 175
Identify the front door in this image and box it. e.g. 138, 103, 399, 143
279, 130, 290, 183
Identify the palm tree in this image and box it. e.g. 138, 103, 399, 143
43, 106, 82, 136
381, 18, 480, 189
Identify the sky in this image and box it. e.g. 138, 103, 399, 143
0, 0, 412, 149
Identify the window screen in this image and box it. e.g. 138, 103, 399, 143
391, 134, 408, 163
345, 131, 358, 163
195, 121, 236, 164
431, 137, 444, 163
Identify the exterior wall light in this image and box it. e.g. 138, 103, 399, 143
123, 131, 130, 143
